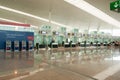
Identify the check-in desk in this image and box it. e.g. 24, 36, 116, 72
104, 43, 107, 46
52, 43, 58, 48
72, 43, 76, 47
93, 43, 97, 46
86, 43, 90, 47
64, 43, 70, 48
97, 43, 101, 46
80, 43, 85, 47
39, 44, 46, 48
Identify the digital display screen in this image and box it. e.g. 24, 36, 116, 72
53, 31, 59, 35
41, 31, 47, 34
55, 32, 59, 35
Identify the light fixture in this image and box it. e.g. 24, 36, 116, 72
0, 17, 22, 23
0, 6, 49, 22
0, 5, 73, 30
64, 0, 120, 28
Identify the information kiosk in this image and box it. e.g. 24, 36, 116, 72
5, 40, 12, 52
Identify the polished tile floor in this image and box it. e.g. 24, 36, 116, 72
105, 70, 120, 80
0, 47, 120, 80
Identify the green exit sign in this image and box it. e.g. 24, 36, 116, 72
110, 0, 120, 10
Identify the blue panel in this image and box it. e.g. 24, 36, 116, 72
0, 30, 34, 50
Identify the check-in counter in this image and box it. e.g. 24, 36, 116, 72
104, 43, 107, 46
93, 43, 97, 46
72, 43, 76, 47
97, 43, 101, 46
80, 43, 85, 47
52, 43, 58, 48
64, 43, 70, 48
86, 43, 90, 46
39, 44, 46, 48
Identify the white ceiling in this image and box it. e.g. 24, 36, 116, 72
0, 0, 119, 31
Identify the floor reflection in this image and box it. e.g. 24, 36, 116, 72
0, 51, 34, 74
0, 47, 120, 80
41, 49, 113, 65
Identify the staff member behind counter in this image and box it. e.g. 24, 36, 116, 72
50, 38, 55, 47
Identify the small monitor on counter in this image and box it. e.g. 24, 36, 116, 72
41, 31, 47, 34
53, 31, 59, 35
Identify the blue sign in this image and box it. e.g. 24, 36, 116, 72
0, 30, 34, 51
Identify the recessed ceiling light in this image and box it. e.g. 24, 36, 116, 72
0, 6, 49, 22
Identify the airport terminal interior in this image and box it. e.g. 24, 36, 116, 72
1, 0, 120, 80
